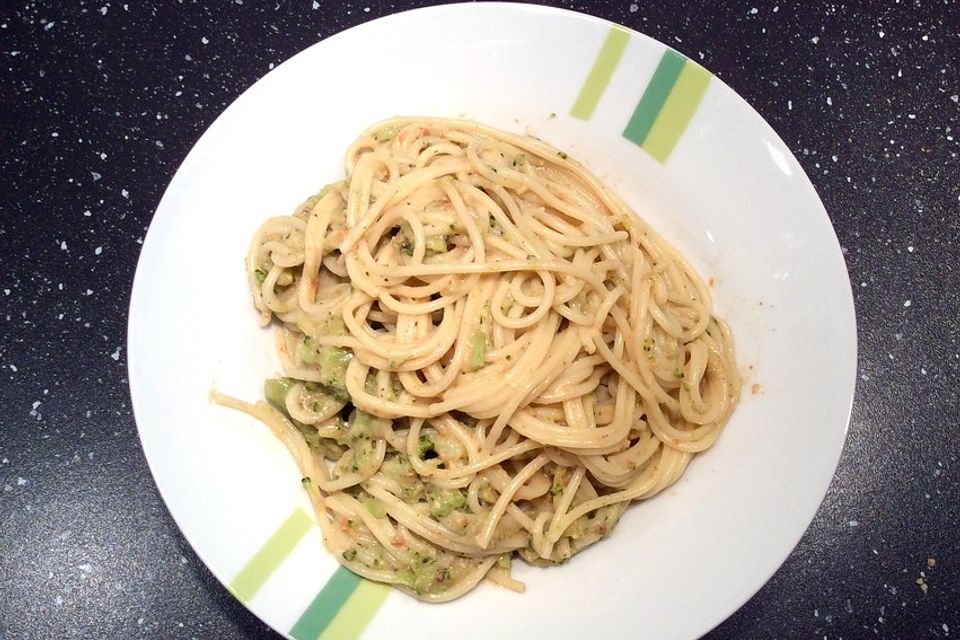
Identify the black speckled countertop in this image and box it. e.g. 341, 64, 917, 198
1, 1, 958, 638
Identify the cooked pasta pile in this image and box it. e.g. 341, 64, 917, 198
214, 117, 740, 601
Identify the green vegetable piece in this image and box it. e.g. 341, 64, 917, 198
264, 377, 295, 409
512, 154, 526, 167
396, 569, 417, 591
549, 483, 563, 496
469, 331, 487, 371
424, 235, 449, 255
254, 267, 267, 283
497, 554, 512, 570
299, 340, 353, 401
428, 488, 466, 518
342, 548, 357, 561
417, 435, 438, 460
301, 476, 311, 487
364, 497, 386, 519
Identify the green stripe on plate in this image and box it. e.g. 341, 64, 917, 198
229, 508, 313, 603
289, 566, 361, 640
570, 25, 631, 120
622, 49, 686, 146
642, 60, 712, 162
317, 579, 391, 640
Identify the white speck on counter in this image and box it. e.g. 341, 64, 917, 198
78, 563, 93, 574
944, 623, 950, 634
94, 246, 102, 255
849, 520, 859, 526
904, 300, 912, 307
629, 3, 638, 11
83, 209, 92, 216
907, 245, 914, 252
826, 96, 833, 106
9, 364, 17, 372
17, 477, 27, 486
788, 99, 793, 110
110, 347, 121, 361
748, 7, 758, 14
99, 5, 108, 15
121, 188, 129, 199
60, 240, 67, 251
811, 36, 820, 44
879, 30, 885, 38
312, 0, 319, 8
44, 21, 55, 30
201, 36, 209, 44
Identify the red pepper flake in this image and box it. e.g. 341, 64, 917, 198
421, 127, 431, 137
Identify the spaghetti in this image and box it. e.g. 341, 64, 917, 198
214, 117, 741, 601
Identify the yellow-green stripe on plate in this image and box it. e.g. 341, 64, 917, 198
316, 579, 391, 640
289, 566, 390, 640
570, 26, 631, 120
229, 508, 313, 602
641, 60, 712, 162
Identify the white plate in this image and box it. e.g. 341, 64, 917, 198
128, 4, 856, 640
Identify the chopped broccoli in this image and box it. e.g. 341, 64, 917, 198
264, 377, 295, 409
363, 497, 386, 519
469, 331, 486, 371
417, 435, 438, 460
298, 340, 352, 401
427, 488, 466, 518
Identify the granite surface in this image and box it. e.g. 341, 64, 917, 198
1, 1, 958, 638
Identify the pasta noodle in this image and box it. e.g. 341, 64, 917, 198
214, 117, 741, 602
